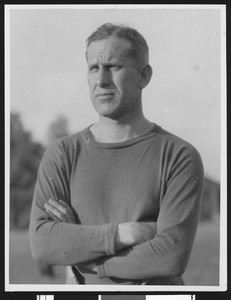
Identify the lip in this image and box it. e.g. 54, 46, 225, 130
96, 93, 115, 97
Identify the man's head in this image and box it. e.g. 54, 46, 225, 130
86, 24, 152, 120
86, 23, 149, 71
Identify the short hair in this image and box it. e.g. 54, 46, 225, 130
86, 23, 149, 70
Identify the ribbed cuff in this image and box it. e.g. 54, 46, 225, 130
104, 223, 118, 256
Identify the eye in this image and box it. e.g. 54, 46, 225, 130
109, 66, 121, 72
89, 65, 99, 72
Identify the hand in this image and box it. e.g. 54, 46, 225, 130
44, 199, 76, 224
115, 221, 157, 251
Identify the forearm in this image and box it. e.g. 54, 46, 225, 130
30, 201, 157, 266
97, 226, 195, 280
79, 220, 158, 273
29, 215, 118, 265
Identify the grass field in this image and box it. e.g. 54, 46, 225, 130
8, 221, 220, 286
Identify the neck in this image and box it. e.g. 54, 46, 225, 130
90, 112, 153, 143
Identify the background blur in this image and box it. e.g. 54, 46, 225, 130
7, 6, 223, 286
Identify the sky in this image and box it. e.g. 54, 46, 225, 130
7, 5, 225, 181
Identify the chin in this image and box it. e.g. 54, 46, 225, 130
98, 110, 119, 119
94, 104, 121, 119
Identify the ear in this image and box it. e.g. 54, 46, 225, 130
138, 64, 153, 90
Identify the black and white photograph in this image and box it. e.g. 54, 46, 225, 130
5, 4, 226, 292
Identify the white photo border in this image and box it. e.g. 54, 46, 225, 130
4, 3, 227, 292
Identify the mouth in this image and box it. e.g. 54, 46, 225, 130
96, 92, 115, 97
95, 93, 115, 102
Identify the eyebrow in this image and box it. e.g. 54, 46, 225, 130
88, 62, 121, 69
88, 63, 98, 69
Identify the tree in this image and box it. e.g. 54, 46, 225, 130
10, 112, 44, 229
47, 115, 70, 143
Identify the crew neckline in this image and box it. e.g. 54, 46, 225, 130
81, 123, 161, 149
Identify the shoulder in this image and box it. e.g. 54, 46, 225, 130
42, 128, 87, 162
154, 125, 203, 165
153, 126, 204, 182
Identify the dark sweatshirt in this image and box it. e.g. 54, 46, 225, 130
29, 124, 204, 285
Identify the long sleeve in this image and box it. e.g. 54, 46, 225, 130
29, 140, 118, 266
97, 149, 204, 280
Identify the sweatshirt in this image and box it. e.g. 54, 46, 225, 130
29, 123, 204, 285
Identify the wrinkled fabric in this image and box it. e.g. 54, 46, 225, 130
29, 123, 203, 285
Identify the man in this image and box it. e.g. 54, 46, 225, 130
29, 23, 204, 285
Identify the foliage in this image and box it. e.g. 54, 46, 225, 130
10, 112, 45, 229
10, 113, 70, 230
200, 177, 220, 221
47, 114, 70, 143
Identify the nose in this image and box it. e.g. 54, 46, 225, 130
97, 68, 110, 87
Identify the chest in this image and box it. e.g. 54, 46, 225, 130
69, 145, 164, 224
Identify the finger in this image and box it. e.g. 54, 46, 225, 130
48, 199, 68, 214
58, 200, 76, 221
58, 200, 73, 213
44, 203, 68, 222
58, 199, 68, 206
45, 199, 75, 223
45, 209, 60, 222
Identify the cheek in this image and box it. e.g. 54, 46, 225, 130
88, 77, 96, 93
113, 74, 127, 93
116, 77, 137, 95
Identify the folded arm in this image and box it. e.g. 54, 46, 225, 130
44, 153, 203, 280
29, 142, 157, 266
44, 198, 157, 266
95, 156, 204, 280
29, 142, 118, 265
76, 149, 204, 281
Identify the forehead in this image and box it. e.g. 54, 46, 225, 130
86, 37, 132, 63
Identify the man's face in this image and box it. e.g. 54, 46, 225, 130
86, 37, 142, 120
